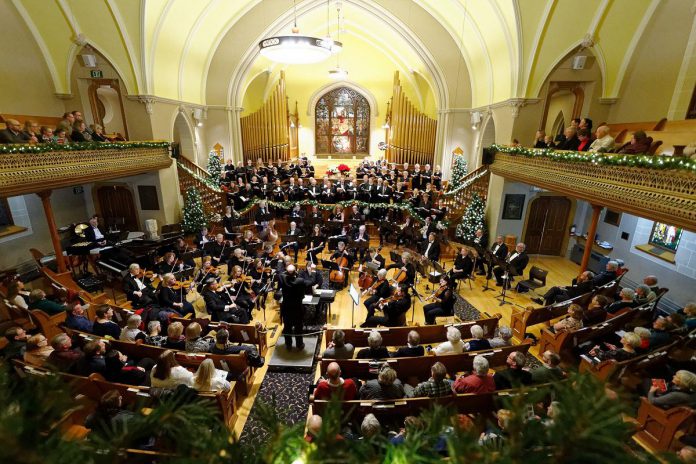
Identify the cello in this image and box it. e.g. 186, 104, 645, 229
329, 249, 349, 284
358, 246, 382, 290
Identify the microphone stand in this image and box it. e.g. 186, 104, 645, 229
410, 284, 423, 325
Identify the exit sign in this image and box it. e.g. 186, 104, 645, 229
90, 70, 103, 78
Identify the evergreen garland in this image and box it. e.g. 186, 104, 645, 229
207, 150, 223, 186
493, 143, 696, 172
182, 186, 208, 233
0, 140, 170, 155
447, 154, 468, 191
456, 192, 486, 240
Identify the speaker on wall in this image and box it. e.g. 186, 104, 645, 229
79, 54, 97, 68
572, 55, 587, 70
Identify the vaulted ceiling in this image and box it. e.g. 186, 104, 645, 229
11, 0, 666, 109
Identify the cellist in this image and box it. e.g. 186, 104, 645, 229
329, 241, 352, 288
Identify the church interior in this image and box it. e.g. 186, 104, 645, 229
1, 0, 696, 462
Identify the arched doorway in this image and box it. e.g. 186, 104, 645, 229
478, 116, 496, 167
96, 186, 139, 232
173, 113, 196, 164
523, 196, 572, 256
315, 87, 370, 155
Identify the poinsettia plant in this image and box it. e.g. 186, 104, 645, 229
337, 164, 351, 173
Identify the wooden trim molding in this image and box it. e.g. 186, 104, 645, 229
490, 152, 696, 233
0, 146, 172, 197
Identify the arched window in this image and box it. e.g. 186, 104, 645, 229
315, 87, 370, 154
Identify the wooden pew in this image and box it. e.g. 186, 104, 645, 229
633, 397, 694, 453
65, 328, 253, 399
579, 339, 680, 383
509, 278, 621, 341
537, 305, 648, 362
171, 316, 268, 356
607, 119, 665, 143
319, 342, 532, 383
30, 309, 66, 341
325, 317, 500, 349
310, 382, 554, 422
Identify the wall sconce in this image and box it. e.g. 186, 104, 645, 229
470, 111, 482, 130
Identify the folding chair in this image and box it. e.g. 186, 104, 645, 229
515, 266, 548, 298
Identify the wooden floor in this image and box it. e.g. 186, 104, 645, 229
214, 240, 581, 437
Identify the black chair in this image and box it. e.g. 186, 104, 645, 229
515, 265, 547, 297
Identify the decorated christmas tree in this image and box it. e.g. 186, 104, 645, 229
207, 150, 223, 186
456, 192, 486, 240
182, 186, 208, 234
448, 154, 468, 191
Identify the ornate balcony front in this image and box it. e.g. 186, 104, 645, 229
489, 146, 696, 232
0, 142, 172, 197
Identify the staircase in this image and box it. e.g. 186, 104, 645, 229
441, 165, 490, 224
176, 157, 227, 216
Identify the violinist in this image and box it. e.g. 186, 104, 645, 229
206, 233, 228, 266
227, 248, 250, 272
423, 276, 455, 325
123, 263, 156, 308
195, 226, 212, 249
249, 259, 271, 310
259, 244, 275, 266
361, 284, 410, 328
306, 224, 325, 264
202, 279, 248, 324
174, 238, 197, 269
155, 252, 187, 276
158, 272, 195, 317
223, 205, 239, 241
194, 256, 220, 292
228, 265, 255, 319
363, 268, 392, 317
281, 221, 301, 260
241, 229, 261, 252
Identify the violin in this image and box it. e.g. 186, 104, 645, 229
362, 277, 385, 296
171, 278, 194, 291
137, 268, 155, 280
425, 284, 447, 302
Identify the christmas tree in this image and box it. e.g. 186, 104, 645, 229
182, 186, 208, 234
448, 154, 468, 191
207, 150, 223, 186
456, 192, 486, 240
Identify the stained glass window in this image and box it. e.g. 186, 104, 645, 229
315, 87, 370, 154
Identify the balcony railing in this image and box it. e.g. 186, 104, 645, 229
0, 142, 172, 197
489, 146, 696, 232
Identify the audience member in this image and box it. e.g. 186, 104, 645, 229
535, 270, 594, 306
435, 327, 465, 355
2, 326, 28, 360
634, 327, 652, 353
358, 365, 406, 400
493, 351, 532, 390
322, 329, 355, 359
75, 340, 107, 376
392, 330, 425, 357
684, 303, 696, 330
23, 334, 53, 366
65, 302, 93, 332
150, 350, 193, 388
120, 314, 146, 342
28, 289, 65, 314
46, 333, 84, 373
313, 362, 357, 400
634, 284, 656, 304
583, 295, 609, 326
478, 409, 512, 451
185, 322, 214, 353
360, 414, 381, 439
409, 362, 451, 398
589, 125, 614, 152
648, 370, 696, 408
489, 326, 513, 348
588, 332, 640, 361
464, 325, 491, 351
576, 128, 592, 151
164, 321, 186, 350
650, 317, 676, 348
192, 358, 231, 392
533, 130, 547, 148
452, 355, 495, 394
22, 120, 39, 143
92, 305, 121, 339
6, 280, 30, 309
104, 349, 148, 385
145, 321, 167, 347
0, 118, 29, 143
531, 351, 564, 383
356, 331, 390, 359
85, 390, 135, 432
617, 130, 652, 154
557, 126, 579, 151
605, 288, 638, 317
552, 304, 584, 333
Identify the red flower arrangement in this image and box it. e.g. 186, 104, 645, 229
337, 164, 350, 173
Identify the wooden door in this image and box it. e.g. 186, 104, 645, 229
523, 196, 571, 255
96, 186, 138, 232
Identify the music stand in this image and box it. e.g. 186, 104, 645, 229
409, 284, 423, 324
244, 241, 262, 259
495, 261, 514, 306
481, 250, 499, 292
389, 250, 402, 265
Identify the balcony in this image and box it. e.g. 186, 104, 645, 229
489, 146, 696, 232
0, 142, 172, 197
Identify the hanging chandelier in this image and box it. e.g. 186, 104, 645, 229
259, 0, 342, 65
328, 2, 347, 79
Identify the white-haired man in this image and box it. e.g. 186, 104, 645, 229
493, 243, 529, 288
123, 263, 156, 308
453, 355, 495, 393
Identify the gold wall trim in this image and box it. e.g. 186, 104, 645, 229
490, 152, 696, 232
0, 146, 172, 197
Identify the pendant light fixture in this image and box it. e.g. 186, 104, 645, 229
328, 2, 348, 79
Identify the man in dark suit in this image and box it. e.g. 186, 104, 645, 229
493, 243, 529, 288
363, 268, 393, 316
84, 215, 107, 246
278, 265, 310, 350
352, 225, 370, 262
202, 280, 248, 323
361, 285, 411, 328
299, 262, 323, 294
477, 235, 508, 277
122, 263, 156, 308
0, 119, 29, 144
591, 260, 619, 287
534, 270, 595, 306
422, 232, 440, 262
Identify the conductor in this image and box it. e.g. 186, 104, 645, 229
278, 264, 310, 350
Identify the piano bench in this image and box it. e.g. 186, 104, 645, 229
77, 276, 104, 294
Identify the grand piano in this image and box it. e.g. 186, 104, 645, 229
96, 233, 183, 278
